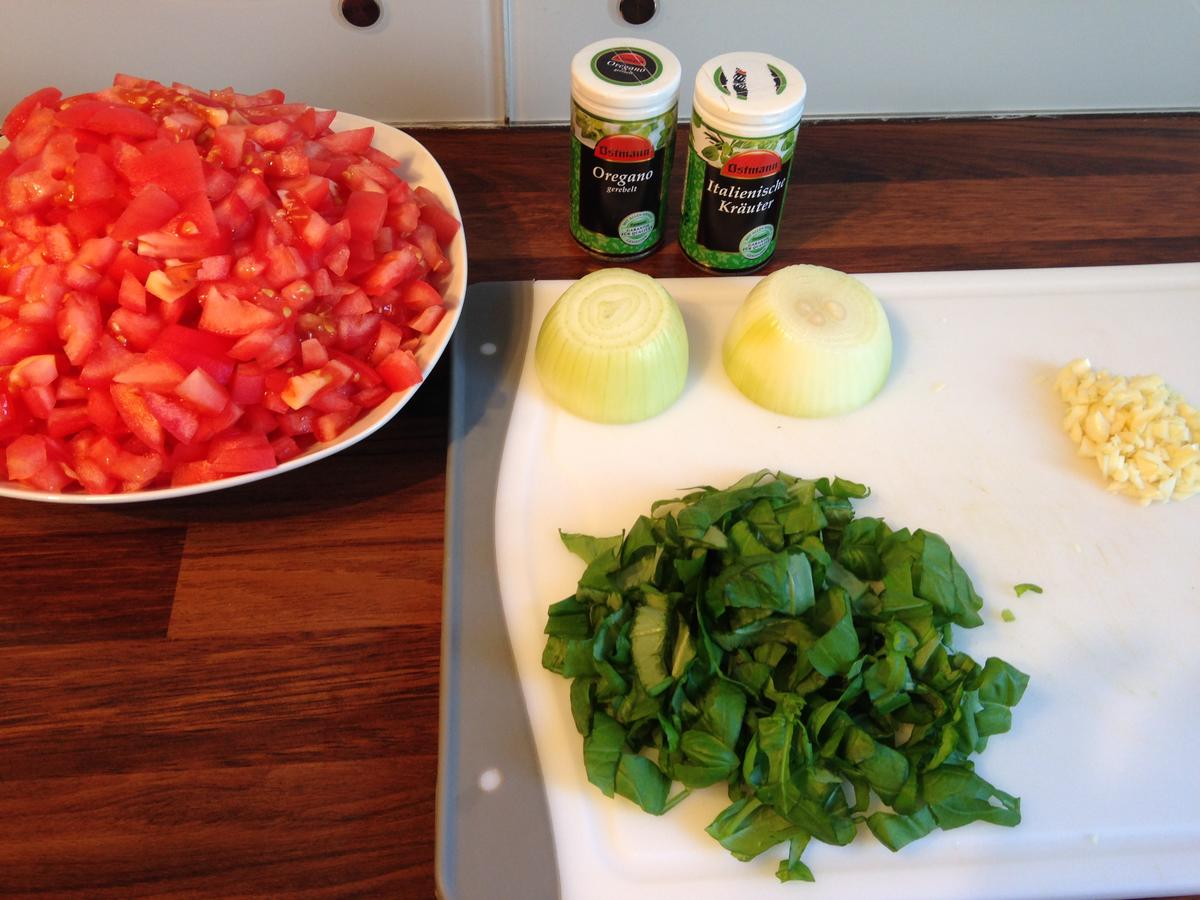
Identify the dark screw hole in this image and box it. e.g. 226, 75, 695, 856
341, 0, 382, 28
618, 0, 656, 25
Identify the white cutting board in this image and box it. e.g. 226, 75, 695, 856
492, 263, 1200, 900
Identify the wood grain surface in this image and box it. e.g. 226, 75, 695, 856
2, 116, 1198, 899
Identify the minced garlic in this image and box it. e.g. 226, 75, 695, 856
1054, 358, 1200, 505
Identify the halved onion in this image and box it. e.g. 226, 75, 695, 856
535, 269, 689, 423
723, 265, 892, 417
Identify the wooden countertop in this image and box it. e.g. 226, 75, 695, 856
2, 116, 1198, 898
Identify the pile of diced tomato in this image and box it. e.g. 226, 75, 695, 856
0, 74, 460, 494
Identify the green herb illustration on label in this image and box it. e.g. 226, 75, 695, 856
691, 113, 798, 163
572, 103, 675, 151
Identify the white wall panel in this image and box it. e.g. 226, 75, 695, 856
0, 0, 505, 125
509, 0, 1200, 122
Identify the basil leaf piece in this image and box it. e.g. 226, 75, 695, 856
583, 712, 625, 797
560, 530, 622, 564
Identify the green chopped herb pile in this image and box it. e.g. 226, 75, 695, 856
542, 470, 1029, 882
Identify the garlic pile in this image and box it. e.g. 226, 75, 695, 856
1054, 358, 1200, 504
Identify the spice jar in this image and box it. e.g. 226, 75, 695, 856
569, 38, 681, 259
678, 52, 806, 272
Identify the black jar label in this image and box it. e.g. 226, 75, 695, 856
696, 150, 790, 254
679, 112, 799, 271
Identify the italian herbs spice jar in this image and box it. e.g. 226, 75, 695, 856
569, 38, 681, 259
679, 52, 807, 272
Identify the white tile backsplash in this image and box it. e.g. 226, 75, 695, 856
1, 1, 1197, 125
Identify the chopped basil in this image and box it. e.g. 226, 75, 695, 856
543, 471, 1028, 880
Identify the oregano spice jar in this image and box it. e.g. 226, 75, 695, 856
678, 52, 807, 272
569, 38, 681, 259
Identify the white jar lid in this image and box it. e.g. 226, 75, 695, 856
693, 52, 806, 137
570, 38, 682, 120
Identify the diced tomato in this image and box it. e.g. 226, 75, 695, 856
213, 125, 248, 169
335, 312, 380, 351
142, 390, 199, 443
353, 383, 391, 408
110, 447, 163, 490
117, 271, 147, 312
109, 246, 157, 284
0, 323, 53, 366
312, 406, 359, 442
174, 366, 230, 415
46, 403, 91, 438
86, 385, 127, 434
65, 203, 117, 243
56, 99, 158, 138
6, 433, 49, 480
255, 328, 299, 369
376, 348, 422, 393
225, 326, 278, 362
109, 383, 163, 450
270, 433, 302, 461
72, 153, 117, 206
197, 254, 232, 281
151, 323, 236, 383
21, 382, 57, 418
400, 279, 443, 313
281, 370, 331, 410
369, 319, 406, 367
410, 223, 446, 274
300, 337, 329, 370
56, 376, 88, 401
228, 363, 265, 405
112, 351, 188, 391
57, 291, 102, 365
8, 353, 58, 388
109, 307, 164, 350
344, 190, 388, 243
79, 334, 136, 385
198, 285, 281, 335
388, 199, 421, 236
3, 87, 63, 141
192, 399, 243, 444
110, 185, 180, 241
333, 288, 372, 317
409, 304, 445, 335
125, 140, 207, 201
208, 431, 276, 473
361, 246, 418, 296
318, 127, 374, 155
415, 191, 461, 245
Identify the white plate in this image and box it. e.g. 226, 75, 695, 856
0, 111, 466, 504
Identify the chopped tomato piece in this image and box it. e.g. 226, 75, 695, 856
56, 98, 157, 137
108, 383, 164, 450
376, 348, 422, 393
110, 185, 180, 241
198, 285, 281, 335
3, 87, 63, 141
